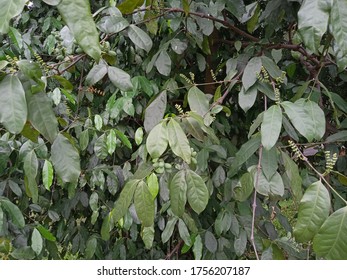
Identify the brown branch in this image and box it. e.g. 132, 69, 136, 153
165, 239, 184, 260
57, 54, 86, 75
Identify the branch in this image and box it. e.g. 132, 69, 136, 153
165, 239, 184, 260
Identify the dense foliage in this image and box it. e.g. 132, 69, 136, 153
1, 0, 347, 260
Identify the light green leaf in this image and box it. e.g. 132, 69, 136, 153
281, 99, 325, 142
144, 91, 167, 132
141, 226, 155, 249
233, 172, 254, 202
79, 130, 89, 151
242, 57, 262, 91
261, 147, 278, 180
27, 91, 58, 143
31, 228, 43, 256
297, 0, 330, 54
147, 173, 159, 200
146, 122, 168, 159
110, 179, 139, 225
167, 118, 192, 164
239, 85, 258, 113
261, 104, 282, 150
0, 0, 26, 34
57, 0, 101, 61
193, 234, 203, 260
169, 170, 187, 217
115, 129, 132, 149
294, 181, 330, 243
94, 114, 103, 131
106, 129, 117, 155
135, 127, 143, 145
186, 169, 209, 214
42, 160, 54, 191
178, 219, 191, 246
85, 63, 108, 86
108, 66, 133, 92
161, 216, 178, 243
313, 206, 347, 260
51, 134, 81, 184
9, 27, 23, 49
0, 75, 27, 134
0, 198, 25, 228
117, 0, 144, 14
155, 50, 171, 76
188, 86, 209, 116
281, 151, 302, 202
36, 224, 56, 241
128, 24, 153, 52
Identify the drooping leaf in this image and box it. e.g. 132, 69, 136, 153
161, 216, 178, 243
261, 104, 282, 150
250, 166, 284, 197
169, 170, 187, 217
141, 226, 155, 249
85, 63, 108, 86
23, 150, 38, 182
313, 206, 347, 260
108, 66, 133, 92
57, 0, 101, 61
0, 0, 27, 34
167, 118, 191, 164
144, 91, 167, 132
188, 86, 209, 116
242, 57, 262, 91
294, 181, 330, 243
128, 24, 153, 53
186, 169, 209, 214
178, 219, 191, 246
261, 56, 284, 79
146, 122, 168, 159
0, 75, 27, 134
134, 180, 155, 227
51, 134, 81, 184
239, 85, 258, 113
27, 91, 58, 143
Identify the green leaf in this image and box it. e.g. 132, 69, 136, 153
98, 15, 129, 34
0, 75, 27, 134
42, 160, 54, 191
9, 27, 23, 49
261, 105, 282, 150
42, 0, 62, 5
281, 99, 325, 142
110, 179, 139, 225
234, 229, 247, 256
161, 216, 178, 243
193, 234, 203, 260
144, 91, 167, 132
326, 130, 347, 143
250, 166, 284, 197
261, 147, 278, 180
169, 170, 187, 217
297, 0, 330, 54
242, 57, 262, 91
31, 228, 43, 256
178, 219, 191, 246
101, 214, 111, 241
27, 91, 58, 143
141, 226, 154, 249
186, 169, 209, 214
188, 86, 209, 116
51, 134, 81, 184
24, 150, 38, 182
261, 56, 284, 79
24, 175, 38, 203
147, 173, 159, 200
79, 130, 89, 151
167, 118, 192, 164
233, 172, 254, 202
183, 117, 205, 141
205, 231, 217, 253
85, 63, 108, 86
108, 66, 133, 92
57, 0, 101, 61
294, 181, 330, 243
117, 0, 144, 14
135, 127, 143, 145
94, 134, 108, 159
0, 198, 25, 228
128, 24, 153, 53
281, 151, 303, 202
146, 122, 168, 159
85, 236, 97, 259
114, 129, 132, 149
155, 50, 171, 76
89, 192, 98, 212
313, 206, 347, 259
239, 85, 258, 113
10, 247, 35, 260
94, 114, 103, 131
106, 129, 117, 155
0, 0, 26, 34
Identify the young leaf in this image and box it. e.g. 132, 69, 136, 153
0, 75, 27, 134
128, 24, 153, 53
146, 122, 168, 159
188, 86, 209, 117
108, 66, 133, 92
186, 170, 209, 214
313, 206, 347, 260
51, 134, 81, 184
169, 170, 187, 217
167, 118, 192, 163
134, 181, 155, 227
294, 181, 330, 243
135, 127, 144, 145
42, 160, 54, 191
57, 0, 101, 61
261, 104, 282, 150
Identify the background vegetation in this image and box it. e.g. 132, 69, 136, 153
0, 0, 347, 260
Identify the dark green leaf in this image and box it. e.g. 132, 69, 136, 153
134, 180, 155, 227
239, 85, 257, 113
85, 236, 97, 259
261, 147, 278, 180
155, 50, 171, 76
186, 169, 209, 214
10, 246, 35, 260
117, 0, 144, 14
169, 170, 187, 217
0, 198, 25, 228
234, 229, 247, 256
233, 172, 254, 202
261, 104, 282, 150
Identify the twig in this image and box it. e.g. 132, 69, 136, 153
165, 239, 184, 260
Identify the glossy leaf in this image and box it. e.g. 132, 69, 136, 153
108, 66, 133, 92
42, 160, 53, 191
167, 118, 191, 164
186, 169, 209, 214
261, 104, 282, 150
169, 170, 187, 217
128, 24, 153, 53
242, 57, 262, 91
0, 198, 25, 228
0, 0, 26, 34
188, 86, 209, 116
57, 0, 101, 61
146, 122, 168, 159
134, 181, 155, 227
313, 206, 347, 260
0, 75, 27, 134
144, 91, 167, 132
294, 181, 330, 243
51, 134, 81, 184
